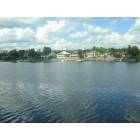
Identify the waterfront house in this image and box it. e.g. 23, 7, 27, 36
56, 51, 71, 59
70, 51, 79, 58
0, 50, 8, 54
85, 51, 96, 58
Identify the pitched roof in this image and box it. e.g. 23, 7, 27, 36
57, 51, 70, 55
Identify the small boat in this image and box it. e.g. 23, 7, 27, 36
61, 59, 65, 62
76, 59, 83, 62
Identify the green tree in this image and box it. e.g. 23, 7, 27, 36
35, 50, 41, 59
27, 48, 41, 61
109, 48, 116, 56
98, 47, 106, 54
127, 45, 139, 58
92, 46, 96, 51
28, 49, 36, 57
18, 50, 25, 59
42, 47, 51, 55
9, 49, 18, 60
78, 49, 84, 58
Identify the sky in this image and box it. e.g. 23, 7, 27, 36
0, 17, 140, 50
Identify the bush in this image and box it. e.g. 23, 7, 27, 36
135, 55, 140, 62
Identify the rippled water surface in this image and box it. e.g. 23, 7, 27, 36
0, 61, 140, 123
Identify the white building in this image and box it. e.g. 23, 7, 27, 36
86, 51, 96, 58
57, 51, 71, 59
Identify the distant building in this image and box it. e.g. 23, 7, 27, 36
70, 54, 79, 58
56, 51, 71, 59
86, 52, 93, 58
0, 50, 8, 54
70, 51, 79, 58
85, 51, 96, 58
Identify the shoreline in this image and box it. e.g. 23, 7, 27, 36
0, 58, 139, 63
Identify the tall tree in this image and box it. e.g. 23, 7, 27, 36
42, 47, 51, 55
28, 49, 36, 58
9, 49, 18, 60
127, 45, 139, 57
78, 49, 84, 58
109, 48, 116, 56
18, 50, 25, 59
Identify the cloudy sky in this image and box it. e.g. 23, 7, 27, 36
0, 17, 139, 50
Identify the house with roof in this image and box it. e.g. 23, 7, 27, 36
56, 51, 71, 59
85, 51, 97, 58
70, 50, 79, 58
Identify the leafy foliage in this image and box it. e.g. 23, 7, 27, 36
0, 45, 140, 62
43, 47, 52, 55
78, 49, 84, 58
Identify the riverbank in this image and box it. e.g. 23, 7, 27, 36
56, 56, 140, 62
1, 56, 140, 63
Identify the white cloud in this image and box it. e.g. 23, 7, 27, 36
36, 20, 68, 42
70, 18, 140, 48
17, 17, 47, 25
16, 28, 36, 41
42, 20, 67, 32
122, 18, 140, 45
127, 18, 140, 35
0, 18, 47, 28
70, 23, 110, 39
0, 28, 36, 43
70, 23, 120, 48
0, 18, 140, 50
83, 23, 110, 34
123, 33, 134, 42
133, 18, 140, 28
105, 32, 122, 44
0, 42, 17, 50
53, 38, 72, 50
70, 31, 88, 38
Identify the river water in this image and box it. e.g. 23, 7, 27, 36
0, 61, 140, 123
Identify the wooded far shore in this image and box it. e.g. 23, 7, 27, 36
0, 45, 140, 62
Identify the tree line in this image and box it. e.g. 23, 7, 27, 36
77, 45, 140, 61
0, 45, 140, 62
0, 47, 52, 61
